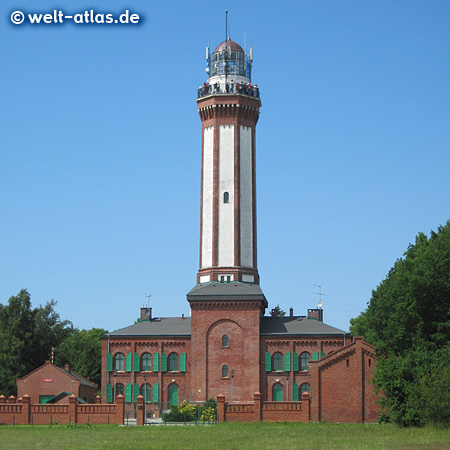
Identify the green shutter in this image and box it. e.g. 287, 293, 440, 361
153, 353, 159, 372
312, 351, 326, 361
125, 383, 132, 402
265, 352, 271, 372
126, 353, 132, 372
284, 352, 291, 371
293, 352, 299, 371
133, 383, 139, 402
106, 383, 113, 402
134, 353, 140, 372
153, 383, 159, 402
161, 352, 167, 372
106, 353, 113, 372
180, 352, 187, 372
293, 382, 299, 401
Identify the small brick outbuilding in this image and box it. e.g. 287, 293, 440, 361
17, 361, 97, 404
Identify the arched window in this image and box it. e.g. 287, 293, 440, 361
222, 335, 229, 347
222, 365, 228, 377
272, 383, 283, 401
114, 353, 124, 371
300, 352, 310, 371
140, 383, 151, 402
169, 383, 178, 407
223, 192, 229, 203
115, 383, 124, 397
141, 353, 151, 371
272, 352, 283, 371
168, 353, 179, 371
300, 383, 310, 395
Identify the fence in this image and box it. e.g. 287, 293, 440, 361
0, 394, 124, 425
217, 391, 310, 423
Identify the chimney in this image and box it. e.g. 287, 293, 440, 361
289, 307, 293, 318
140, 307, 152, 321
307, 308, 323, 322
64, 364, 70, 373
182, 314, 185, 319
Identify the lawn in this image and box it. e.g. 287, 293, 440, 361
1, 422, 449, 449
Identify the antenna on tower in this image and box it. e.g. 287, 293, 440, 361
313, 285, 326, 309
145, 292, 151, 308
225, 11, 228, 41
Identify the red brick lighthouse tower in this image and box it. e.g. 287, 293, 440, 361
196, 38, 261, 285
188, 38, 267, 403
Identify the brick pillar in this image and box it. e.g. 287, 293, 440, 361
354, 336, 364, 423
302, 391, 310, 422
22, 394, 31, 425
7, 396, 16, 403
116, 395, 125, 425
69, 395, 77, 424
308, 361, 320, 422
96, 395, 101, 404
0, 395, 6, 403
136, 395, 144, 426
254, 392, 262, 422
217, 394, 225, 423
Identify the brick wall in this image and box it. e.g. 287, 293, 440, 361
0, 394, 124, 425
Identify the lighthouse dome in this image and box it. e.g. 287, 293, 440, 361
213, 39, 244, 54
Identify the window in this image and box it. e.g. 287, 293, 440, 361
272, 383, 283, 401
300, 383, 310, 395
223, 192, 229, 203
141, 353, 151, 371
115, 383, 124, 397
222, 365, 229, 377
140, 383, 151, 402
114, 353, 124, 371
168, 353, 179, 371
220, 275, 231, 283
222, 335, 229, 347
272, 352, 283, 371
300, 352, 310, 371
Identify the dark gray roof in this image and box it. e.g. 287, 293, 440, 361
260, 316, 348, 336
187, 282, 268, 307
106, 317, 192, 337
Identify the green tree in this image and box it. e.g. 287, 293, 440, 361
351, 221, 450, 426
0, 290, 73, 396
54, 328, 107, 388
270, 304, 286, 317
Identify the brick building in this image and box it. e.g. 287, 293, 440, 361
101, 38, 379, 423
17, 361, 97, 404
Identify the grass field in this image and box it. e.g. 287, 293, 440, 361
1, 422, 449, 449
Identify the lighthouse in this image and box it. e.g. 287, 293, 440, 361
196, 38, 261, 285
188, 38, 266, 402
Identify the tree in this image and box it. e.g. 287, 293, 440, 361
270, 304, 286, 317
54, 328, 107, 389
350, 221, 450, 426
0, 290, 73, 396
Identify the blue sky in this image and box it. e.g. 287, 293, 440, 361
1, 1, 449, 334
